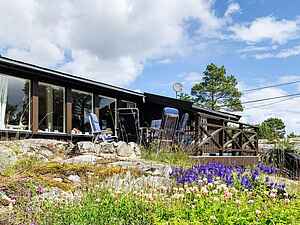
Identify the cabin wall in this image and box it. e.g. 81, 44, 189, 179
0, 64, 143, 140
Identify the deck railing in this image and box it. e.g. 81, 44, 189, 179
183, 118, 259, 156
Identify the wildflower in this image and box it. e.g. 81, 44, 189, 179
224, 190, 232, 200
236, 199, 241, 206
269, 192, 276, 198
256, 210, 261, 216
210, 215, 217, 221
241, 176, 252, 189
208, 183, 214, 188
271, 189, 278, 193
36, 185, 44, 195
172, 193, 184, 199
213, 197, 219, 201
284, 198, 290, 204
248, 199, 254, 204
201, 186, 209, 195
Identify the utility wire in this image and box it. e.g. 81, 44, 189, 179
220, 92, 300, 108
243, 80, 300, 93
244, 95, 300, 110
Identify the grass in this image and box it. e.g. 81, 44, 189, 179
12, 188, 300, 225
141, 148, 195, 168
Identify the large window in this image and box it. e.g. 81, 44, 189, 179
97, 95, 117, 134
0, 74, 30, 130
38, 83, 65, 132
72, 90, 93, 134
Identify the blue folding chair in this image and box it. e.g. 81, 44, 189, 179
89, 113, 117, 143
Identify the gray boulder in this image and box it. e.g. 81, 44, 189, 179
116, 141, 135, 157
0, 146, 17, 173
63, 154, 100, 164
68, 175, 81, 183
76, 141, 95, 154
98, 142, 115, 154
128, 142, 141, 157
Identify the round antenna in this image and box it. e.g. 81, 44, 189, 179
173, 82, 183, 92
172, 82, 183, 99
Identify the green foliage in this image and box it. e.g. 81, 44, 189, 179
276, 138, 296, 152
259, 117, 286, 140
141, 147, 195, 168
190, 63, 243, 111
287, 132, 300, 138
13, 188, 300, 225
178, 93, 194, 102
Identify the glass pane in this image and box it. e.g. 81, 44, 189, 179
72, 90, 93, 134
0, 75, 30, 130
98, 96, 116, 133
38, 83, 65, 132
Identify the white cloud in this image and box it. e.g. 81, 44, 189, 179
230, 16, 300, 44
237, 46, 271, 54
224, 2, 240, 18
254, 45, 300, 59
178, 72, 202, 86
0, 0, 230, 86
241, 84, 300, 134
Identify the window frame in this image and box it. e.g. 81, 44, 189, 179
71, 89, 94, 135
98, 94, 117, 135
38, 82, 66, 133
0, 74, 31, 131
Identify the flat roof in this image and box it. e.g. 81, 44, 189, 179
0, 56, 144, 97
0, 56, 241, 120
145, 92, 241, 120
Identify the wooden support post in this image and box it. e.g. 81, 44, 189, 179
31, 80, 39, 133
94, 94, 100, 119
65, 88, 72, 134
219, 121, 224, 156
239, 124, 243, 156
254, 127, 259, 155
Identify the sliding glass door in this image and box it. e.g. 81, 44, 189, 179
97, 95, 117, 134
0, 74, 30, 130
72, 90, 93, 134
38, 83, 65, 132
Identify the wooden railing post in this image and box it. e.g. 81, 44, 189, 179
239, 124, 243, 156
219, 121, 225, 156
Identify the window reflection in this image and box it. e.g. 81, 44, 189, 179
97, 95, 116, 134
72, 90, 93, 134
38, 83, 65, 132
0, 74, 30, 130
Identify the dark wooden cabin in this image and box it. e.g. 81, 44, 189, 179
0, 56, 258, 156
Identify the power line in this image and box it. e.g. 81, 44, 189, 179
243, 80, 300, 93
244, 95, 300, 110
220, 92, 300, 108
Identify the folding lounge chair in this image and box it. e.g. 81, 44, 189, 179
157, 107, 179, 151
89, 113, 117, 143
176, 113, 189, 144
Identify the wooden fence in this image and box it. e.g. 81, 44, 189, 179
185, 117, 259, 156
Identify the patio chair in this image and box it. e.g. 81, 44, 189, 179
117, 108, 140, 143
176, 113, 189, 144
155, 107, 179, 151
88, 113, 117, 143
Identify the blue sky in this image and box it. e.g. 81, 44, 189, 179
1, 0, 300, 133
